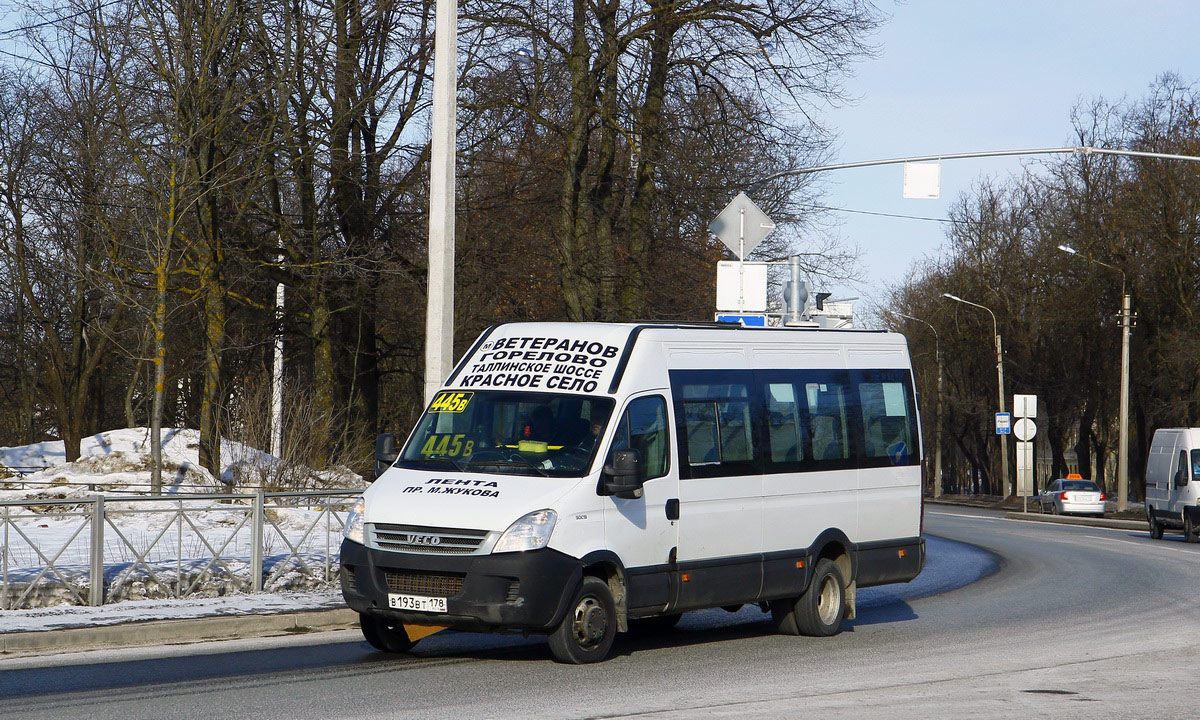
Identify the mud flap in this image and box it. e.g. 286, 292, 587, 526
843, 580, 857, 620
405, 624, 450, 642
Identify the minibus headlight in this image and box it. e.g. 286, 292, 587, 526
344, 496, 366, 545
494, 509, 557, 553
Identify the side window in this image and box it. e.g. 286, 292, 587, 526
670, 371, 760, 478
765, 382, 806, 463
680, 382, 754, 466
612, 396, 669, 480
805, 380, 850, 462
857, 374, 916, 466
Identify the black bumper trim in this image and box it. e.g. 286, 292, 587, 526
340, 540, 582, 632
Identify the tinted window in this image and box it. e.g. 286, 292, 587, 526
765, 383, 806, 463
670, 367, 919, 478
805, 379, 851, 462
671, 371, 759, 478
681, 381, 753, 465
858, 372, 917, 466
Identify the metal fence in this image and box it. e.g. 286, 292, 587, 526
0, 490, 357, 610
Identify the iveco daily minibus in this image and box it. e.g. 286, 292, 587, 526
340, 322, 925, 663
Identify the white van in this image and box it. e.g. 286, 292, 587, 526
1145, 428, 1200, 541
340, 322, 925, 663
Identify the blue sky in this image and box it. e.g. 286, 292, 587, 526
808, 0, 1200, 318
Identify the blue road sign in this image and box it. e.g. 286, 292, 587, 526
715, 313, 768, 327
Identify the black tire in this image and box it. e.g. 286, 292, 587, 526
628, 613, 682, 635
1149, 508, 1164, 540
547, 576, 617, 664
771, 558, 845, 638
359, 614, 416, 653
1185, 513, 1199, 543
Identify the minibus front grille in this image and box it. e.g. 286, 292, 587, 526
384, 570, 465, 597
370, 523, 490, 554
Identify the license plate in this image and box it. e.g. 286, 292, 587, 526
388, 593, 448, 613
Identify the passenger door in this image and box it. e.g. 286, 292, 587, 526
670, 371, 763, 609
602, 394, 678, 614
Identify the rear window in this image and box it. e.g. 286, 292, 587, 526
1062, 480, 1100, 492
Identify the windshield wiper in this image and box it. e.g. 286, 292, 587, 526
397, 456, 463, 471
466, 455, 548, 477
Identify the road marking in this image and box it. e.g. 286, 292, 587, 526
927, 511, 1000, 521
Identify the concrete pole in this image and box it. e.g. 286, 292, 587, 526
935, 345, 944, 497
1117, 291, 1132, 512
996, 332, 1010, 498
424, 0, 458, 405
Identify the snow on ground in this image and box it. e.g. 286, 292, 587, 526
0, 590, 345, 633
0, 427, 361, 491
0, 429, 364, 613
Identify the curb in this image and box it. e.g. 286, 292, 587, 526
0, 607, 359, 656
1002, 511, 1148, 531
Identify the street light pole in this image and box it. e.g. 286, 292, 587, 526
1058, 244, 1132, 512
896, 312, 943, 497
424, 0, 458, 404
942, 293, 1010, 498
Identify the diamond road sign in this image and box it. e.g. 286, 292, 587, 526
709, 192, 775, 260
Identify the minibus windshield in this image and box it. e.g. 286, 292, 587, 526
396, 390, 615, 478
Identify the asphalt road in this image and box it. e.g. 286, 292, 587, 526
4, 507, 1200, 719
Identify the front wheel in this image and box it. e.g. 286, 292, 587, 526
548, 576, 617, 664
771, 558, 845, 637
1185, 513, 1199, 543
1148, 508, 1164, 540
359, 614, 416, 653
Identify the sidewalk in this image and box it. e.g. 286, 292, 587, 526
0, 591, 358, 657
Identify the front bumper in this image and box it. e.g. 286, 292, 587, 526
340, 539, 582, 633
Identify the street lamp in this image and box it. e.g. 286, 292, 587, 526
1058, 244, 1132, 512
424, 0, 458, 404
942, 293, 1010, 497
895, 312, 943, 498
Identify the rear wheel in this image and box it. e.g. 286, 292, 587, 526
1185, 513, 1199, 543
771, 558, 845, 637
548, 576, 617, 664
359, 614, 416, 653
1148, 509, 1164, 540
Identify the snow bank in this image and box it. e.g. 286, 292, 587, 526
0, 427, 363, 494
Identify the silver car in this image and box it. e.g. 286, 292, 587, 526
1037, 478, 1106, 517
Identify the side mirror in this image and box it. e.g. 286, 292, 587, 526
1176, 467, 1189, 488
374, 433, 397, 481
601, 448, 643, 499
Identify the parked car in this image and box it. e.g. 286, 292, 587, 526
1037, 477, 1106, 517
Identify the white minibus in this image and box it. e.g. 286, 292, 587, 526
340, 322, 925, 663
